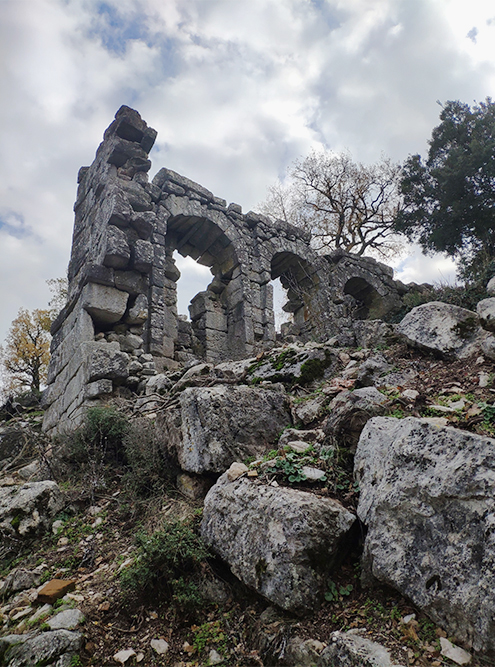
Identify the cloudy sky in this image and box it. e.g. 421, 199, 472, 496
1, 0, 495, 344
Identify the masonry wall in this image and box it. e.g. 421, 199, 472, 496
42, 106, 406, 434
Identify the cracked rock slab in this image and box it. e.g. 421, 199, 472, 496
201, 474, 356, 614
355, 416, 495, 654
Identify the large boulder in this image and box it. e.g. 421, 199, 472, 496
477, 297, 495, 333
355, 416, 495, 654
246, 344, 337, 385
1, 629, 82, 666
160, 385, 291, 474
397, 301, 486, 358
0, 481, 63, 539
201, 470, 356, 614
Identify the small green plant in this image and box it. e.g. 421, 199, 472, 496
266, 451, 308, 483
325, 580, 353, 603
192, 619, 229, 657
70, 656, 83, 667
120, 517, 211, 614
40, 622, 50, 631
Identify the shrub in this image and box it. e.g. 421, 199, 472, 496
120, 517, 211, 614
122, 418, 176, 498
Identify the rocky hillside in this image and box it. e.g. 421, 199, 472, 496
2, 298, 495, 666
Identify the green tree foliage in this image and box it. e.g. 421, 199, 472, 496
395, 98, 495, 280
258, 151, 404, 258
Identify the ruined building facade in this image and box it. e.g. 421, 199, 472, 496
42, 106, 406, 434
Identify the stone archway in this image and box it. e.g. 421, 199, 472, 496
270, 251, 321, 339
163, 214, 245, 364
343, 276, 385, 320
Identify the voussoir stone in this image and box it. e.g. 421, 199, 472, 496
201, 474, 356, 614
397, 301, 486, 359
159, 385, 291, 474
355, 416, 495, 654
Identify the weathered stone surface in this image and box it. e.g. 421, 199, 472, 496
0, 568, 41, 597
318, 631, 405, 666
104, 225, 130, 269
85, 342, 129, 382
201, 474, 356, 614
486, 276, 495, 296
47, 608, 85, 630
477, 297, 495, 332
3, 629, 82, 667
161, 385, 291, 473
247, 345, 336, 385
0, 481, 63, 538
355, 416, 495, 653
126, 293, 148, 325
324, 387, 388, 450
397, 301, 485, 359
84, 378, 113, 399
355, 354, 392, 387
82, 283, 129, 325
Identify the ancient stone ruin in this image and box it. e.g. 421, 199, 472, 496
42, 106, 406, 434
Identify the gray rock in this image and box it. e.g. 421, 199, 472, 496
201, 474, 355, 614
48, 609, 85, 630
0, 481, 63, 538
145, 373, 172, 395
3, 629, 82, 667
292, 393, 328, 426
397, 301, 486, 359
0, 568, 41, 597
278, 428, 324, 449
355, 416, 495, 653
324, 387, 388, 451
126, 293, 148, 325
477, 297, 495, 333
247, 346, 336, 385
355, 354, 392, 387
481, 334, 495, 360
81, 283, 129, 325
161, 385, 291, 474
104, 225, 130, 269
487, 276, 495, 296
318, 631, 405, 666
85, 342, 129, 382
285, 637, 326, 666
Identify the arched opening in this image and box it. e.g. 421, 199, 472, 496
343, 276, 384, 320
271, 277, 292, 333
163, 215, 243, 364
270, 252, 320, 339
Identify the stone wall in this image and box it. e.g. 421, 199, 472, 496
42, 106, 406, 434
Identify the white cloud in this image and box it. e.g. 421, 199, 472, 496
0, 0, 494, 347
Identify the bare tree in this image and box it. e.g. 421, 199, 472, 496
259, 151, 404, 258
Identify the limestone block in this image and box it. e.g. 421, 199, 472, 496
486, 276, 495, 295
84, 379, 113, 399
104, 225, 130, 269
103, 186, 133, 227
160, 385, 291, 474
82, 283, 128, 325
118, 333, 143, 352
126, 293, 148, 325
106, 136, 149, 168
85, 341, 129, 382
119, 179, 152, 212
397, 301, 486, 359
131, 211, 155, 239
201, 475, 355, 613
355, 416, 495, 653
114, 270, 148, 295
133, 239, 153, 273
